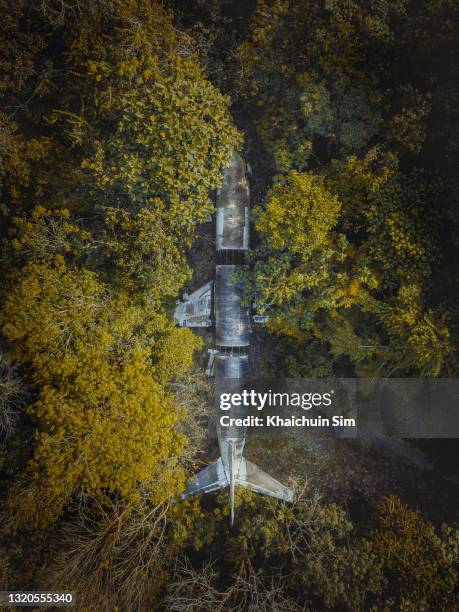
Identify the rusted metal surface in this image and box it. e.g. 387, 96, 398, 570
215, 265, 250, 347
216, 151, 249, 251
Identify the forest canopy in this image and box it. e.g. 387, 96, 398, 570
0, 1, 458, 610
221, 0, 459, 378
0, 0, 239, 530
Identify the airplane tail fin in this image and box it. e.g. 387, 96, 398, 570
182, 454, 293, 523
228, 441, 236, 525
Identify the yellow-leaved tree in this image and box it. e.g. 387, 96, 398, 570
251, 170, 377, 339
1, 257, 201, 529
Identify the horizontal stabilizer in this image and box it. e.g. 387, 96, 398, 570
181, 456, 293, 504
241, 459, 293, 502
181, 458, 227, 497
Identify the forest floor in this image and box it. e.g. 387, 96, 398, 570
245, 435, 459, 526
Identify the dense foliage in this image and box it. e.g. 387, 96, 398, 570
164, 488, 458, 611
1, 1, 458, 610
0, 0, 238, 547
225, 0, 459, 378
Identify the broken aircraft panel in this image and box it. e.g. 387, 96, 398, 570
173, 281, 213, 328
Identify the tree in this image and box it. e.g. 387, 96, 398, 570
322, 147, 399, 234
0, 352, 28, 440
0, 3, 238, 531
365, 172, 440, 290
251, 171, 341, 328
316, 307, 384, 376
170, 365, 212, 465
164, 488, 458, 611
0, 115, 26, 196
318, 152, 456, 376
251, 170, 377, 339
386, 85, 432, 154
0, 0, 45, 99
167, 485, 383, 611
322, 152, 440, 290
254, 171, 341, 255
166, 559, 302, 612
102, 205, 191, 299
9, 205, 91, 263
270, 338, 335, 378
46, 0, 240, 295
370, 496, 459, 610
1, 259, 201, 529
378, 284, 455, 377
2, 1, 240, 296
39, 491, 206, 612
233, 0, 428, 171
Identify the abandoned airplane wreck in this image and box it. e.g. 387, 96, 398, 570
174, 151, 292, 523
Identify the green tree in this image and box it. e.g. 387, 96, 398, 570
45, 1, 240, 294
9, 205, 91, 263
234, 0, 427, 171
2, 1, 240, 296
378, 284, 455, 377
102, 204, 191, 299
38, 493, 207, 612
168, 487, 383, 611
370, 496, 459, 610
365, 172, 440, 290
